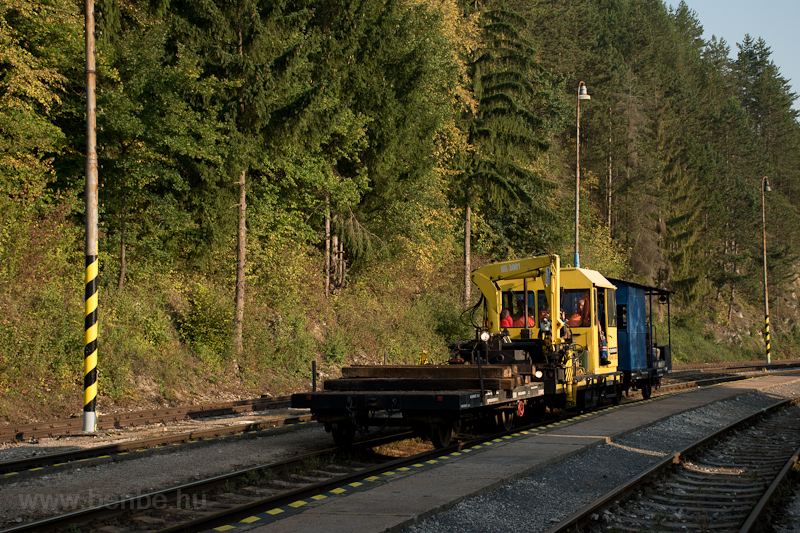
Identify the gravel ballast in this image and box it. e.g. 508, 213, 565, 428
405, 379, 800, 533
0, 413, 329, 527
3, 377, 800, 532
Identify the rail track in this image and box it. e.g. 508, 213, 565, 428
0, 398, 632, 533
0, 397, 290, 444
659, 361, 800, 393
4, 371, 800, 533
2, 361, 798, 446
2, 363, 800, 533
0, 429, 436, 533
0, 414, 312, 479
3, 363, 800, 485
548, 396, 800, 532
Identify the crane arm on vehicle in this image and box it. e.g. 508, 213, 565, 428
470, 254, 563, 344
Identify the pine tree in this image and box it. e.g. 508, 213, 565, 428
455, 1, 567, 302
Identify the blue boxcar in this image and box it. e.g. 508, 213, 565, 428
608, 278, 672, 399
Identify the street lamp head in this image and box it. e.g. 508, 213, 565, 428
578, 82, 591, 101
763, 176, 772, 193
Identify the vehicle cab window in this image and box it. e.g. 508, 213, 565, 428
563, 289, 591, 328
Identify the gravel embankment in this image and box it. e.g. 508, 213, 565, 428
406, 380, 800, 533
0, 410, 328, 527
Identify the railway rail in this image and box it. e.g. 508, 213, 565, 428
3, 363, 800, 483
0, 414, 312, 479
0, 398, 632, 533
4, 375, 767, 533
3, 373, 800, 533
1, 361, 798, 447
0, 396, 290, 444
0, 430, 427, 533
548, 396, 800, 532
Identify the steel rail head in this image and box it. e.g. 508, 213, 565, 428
545, 396, 799, 533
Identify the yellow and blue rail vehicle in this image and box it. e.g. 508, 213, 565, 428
291, 255, 672, 448
462, 254, 625, 412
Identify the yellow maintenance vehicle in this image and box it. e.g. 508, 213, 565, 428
460, 254, 622, 411
292, 254, 644, 448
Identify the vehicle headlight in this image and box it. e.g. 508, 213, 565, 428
480, 331, 491, 342
535, 370, 543, 379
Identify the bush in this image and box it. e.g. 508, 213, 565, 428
178, 283, 232, 355
324, 328, 350, 365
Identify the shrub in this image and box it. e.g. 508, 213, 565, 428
178, 283, 232, 355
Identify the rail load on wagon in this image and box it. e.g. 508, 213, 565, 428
291, 254, 672, 448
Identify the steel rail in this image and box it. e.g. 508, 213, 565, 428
739, 443, 800, 532
657, 365, 800, 396
152, 406, 643, 533
0, 396, 291, 443
175, 388, 800, 533
4, 361, 799, 444
5, 369, 797, 479
0, 430, 415, 533
0, 414, 312, 477
152, 424, 538, 533
0, 412, 559, 533
546, 396, 800, 533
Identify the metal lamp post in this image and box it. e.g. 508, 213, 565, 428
575, 81, 591, 268
83, 0, 99, 433
762, 176, 772, 365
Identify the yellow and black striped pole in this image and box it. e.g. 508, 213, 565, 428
761, 176, 771, 366
84, 256, 98, 431
83, 0, 99, 432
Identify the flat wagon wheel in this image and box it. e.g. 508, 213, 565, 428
429, 419, 454, 448
612, 384, 623, 405
495, 410, 514, 432
331, 421, 356, 447
640, 379, 652, 400
529, 400, 548, 423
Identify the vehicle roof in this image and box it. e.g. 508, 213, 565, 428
564, 267, 616, 289
606, 277, 672, 295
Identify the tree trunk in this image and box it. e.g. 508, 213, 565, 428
233, 18, 246, 362
118, 172, 127, 291
332, 233, 339, 288
234, 167, 246, 359
607, 105, 612, 236
464, 204, 471, 305
338, 238, 346, 286
325, 195, 330, 297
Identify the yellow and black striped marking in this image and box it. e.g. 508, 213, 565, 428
765, 314, 771, 362
84, 254, 98, 431
207, 429, 554, 531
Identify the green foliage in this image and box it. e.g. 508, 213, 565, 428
578, 218, 629, 278
0, 0, 78, 200
3, 0, 800, 423
0, 275, 81, 402
455, 3, 569, 251
669, 315, 742, 365
178, 284, 233, 355
0, 198, 82, 403
415, 292, 474, 344
323, 329, 350, 365
774, 325, 800, 360
259, 311, 316, 377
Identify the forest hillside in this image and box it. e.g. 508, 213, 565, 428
2, 0, 799, 423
